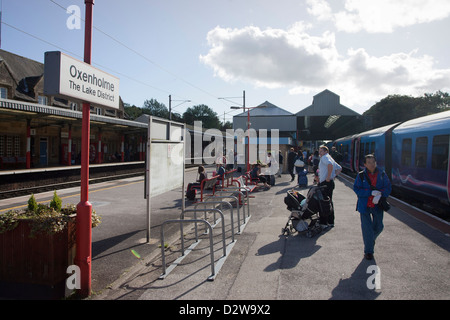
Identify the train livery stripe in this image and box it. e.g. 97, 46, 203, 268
447, 140, 450, 204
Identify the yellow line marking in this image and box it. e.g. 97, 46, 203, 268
0, 180, 143, 213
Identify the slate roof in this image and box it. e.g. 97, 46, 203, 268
233, 101, 293, 117
296, 89, 360, 116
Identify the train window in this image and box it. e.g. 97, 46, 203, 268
432, 135, 449, 171
415, 137, 428, 168
401, 139, 412, 167
370, 142, 375, 154
365, 142, 370, 155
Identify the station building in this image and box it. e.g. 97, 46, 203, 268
232, 90, 361, 170
0, 49, 147, 170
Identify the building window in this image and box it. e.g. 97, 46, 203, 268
70, 102, 78, 111
38, 96, 48, 105
96, 107, 102, 115
0, 87, 7, 99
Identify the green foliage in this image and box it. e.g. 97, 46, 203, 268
363, 91, 450, 129
123, 103, 143, 120
182, 104, 221, 129
0, 210, 21, 234
0, 201, 101, 237
49, 190, 62, 211
142, 98, 169, 118
27, 194, 38, 213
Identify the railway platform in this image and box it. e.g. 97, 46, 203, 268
86, 171, 449, 301
1, 167, 449, 301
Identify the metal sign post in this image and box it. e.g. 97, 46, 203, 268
145, 116, 185, 242
75, 0, 94, 298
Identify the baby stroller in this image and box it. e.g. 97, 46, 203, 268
281, 186, 331, 238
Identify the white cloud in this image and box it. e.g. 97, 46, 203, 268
200, 24, 339, 89
307, 0, 450, 33
200, 25, 450, 110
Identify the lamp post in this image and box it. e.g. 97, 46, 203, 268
230, 105, 266, 172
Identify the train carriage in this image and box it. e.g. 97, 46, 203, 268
333, 110, 450, 216
391, 111, 450, 207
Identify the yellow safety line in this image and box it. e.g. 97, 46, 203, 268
0, 180, 143, 213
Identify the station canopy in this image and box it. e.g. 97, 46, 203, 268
295, 89, 361, 141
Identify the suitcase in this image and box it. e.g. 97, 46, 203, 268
269, 175, 275, 186
298, 174, 308, 187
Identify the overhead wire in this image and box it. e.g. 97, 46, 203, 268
48, 0, 229, 106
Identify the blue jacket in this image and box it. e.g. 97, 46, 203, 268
353, 168, 392, 213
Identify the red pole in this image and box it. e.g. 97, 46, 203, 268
76, 0, 94, 298
247, 109, 250, 172
68, 124, 72, 166
26, 119, 31, 169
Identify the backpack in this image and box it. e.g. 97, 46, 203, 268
186, 184, 197, 200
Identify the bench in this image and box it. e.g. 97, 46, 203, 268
232, 175, 258, 193
246, 170, 275, 187
195, 176, 219, 202
245, 170, 261, 186
220, 169, 237, 187
0, 156, 19, 169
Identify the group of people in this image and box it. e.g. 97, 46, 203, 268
287, 145, 392, 260
287, 146, 342, 227
188, 145, 392, 260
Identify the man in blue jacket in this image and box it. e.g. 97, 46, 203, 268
353, 154, 392, 260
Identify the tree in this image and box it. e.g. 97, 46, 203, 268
123, 103, 142, 120
221, 121, 233, 131
142, 99, 169, 118
363, 91, 450, 129
182, 104, 221, 129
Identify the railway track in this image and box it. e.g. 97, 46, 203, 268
0, 161, 208, 200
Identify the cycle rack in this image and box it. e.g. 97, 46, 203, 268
192, 200, 235, 242
205, 194, 241, 232
159, 219, 215, 280
159, 208, 235, 281
218, 186, 251, 219
158, 187, 251, 281
213, 190, 251, 233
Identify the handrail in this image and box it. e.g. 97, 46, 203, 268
160, 219, 215, 279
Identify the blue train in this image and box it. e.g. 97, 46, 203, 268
334, 110, 450, 218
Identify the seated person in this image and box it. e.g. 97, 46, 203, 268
186, 166, 207, 200
216, 162, 226, 186
250, 163, 271, 189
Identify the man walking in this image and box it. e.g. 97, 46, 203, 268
287, 147, 296, 182
318, 145, 341, 227
353, 154, 391, 260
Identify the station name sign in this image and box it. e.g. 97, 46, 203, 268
44, 51, 120, 109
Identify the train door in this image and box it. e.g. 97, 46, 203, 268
39, 138, 48, 166
352, 137, 360, 173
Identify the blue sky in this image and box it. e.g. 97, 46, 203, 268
2, 0, 450, 122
